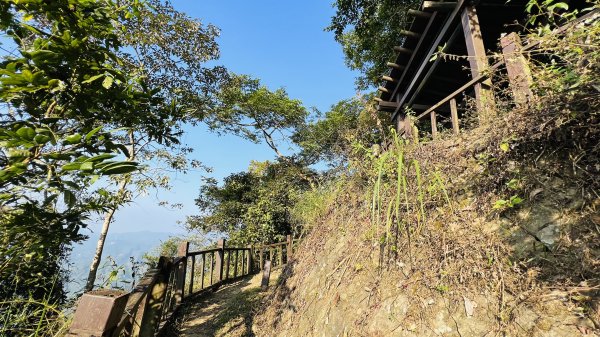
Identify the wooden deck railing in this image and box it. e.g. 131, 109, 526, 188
66, 236, 295, 337
401, 9, 599, 140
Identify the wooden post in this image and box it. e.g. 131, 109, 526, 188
450, 99, 460, 135
246, 246, 252, 274
233, 250, 239, 277
225, 251, 231, 280
461, 6, 496, 121
260, 260, 272, 291
286, 235, 292, 264
241, 250, 246, 276
430, 111, 438, 139
214, 239, 225, 284
269, 248, 273, 265
209, 252, 214, 285
259, 248, 264, 271
188, 255, 195, 295
200, 253, 205, 289
278, 245, 283, 267
500, 32, 534, 106
176, 242, 189, 301
138, 257, 170, 337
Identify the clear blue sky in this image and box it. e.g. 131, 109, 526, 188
95, 1, 359, 234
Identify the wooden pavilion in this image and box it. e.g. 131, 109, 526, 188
376, 0, 594, 138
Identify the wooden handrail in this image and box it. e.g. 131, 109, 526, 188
67, 236, 297, 337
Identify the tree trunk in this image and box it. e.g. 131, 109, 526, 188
84, 130, 135, 292
84, 179, 128, 292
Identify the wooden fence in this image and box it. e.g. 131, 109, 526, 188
66, 236, 294, 337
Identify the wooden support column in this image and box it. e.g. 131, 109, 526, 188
500, 32, 534, 106
430, 111, 438, 139
200, 253, 205, 289
450, 99, 460, 135
461, 6, 496, 121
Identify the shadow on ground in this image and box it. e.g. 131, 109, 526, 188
163, 271, 280, 337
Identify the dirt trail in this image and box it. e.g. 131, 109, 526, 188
166, 270, 280, 337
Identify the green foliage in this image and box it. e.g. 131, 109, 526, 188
188, 160, 314, 246
206, 74, 307, 147
0, 0, 192, 331
293, 96, 385, 166
327, 0, 419, 89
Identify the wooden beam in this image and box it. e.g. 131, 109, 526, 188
411, 104, 449, 113
406, 25, 462, 107
450, 98, 459, 134
382, 75, 397, 83
393, 46, 413, 54
423, 1, 458, 11
461, 6, 496, 121
392, 1, 463, 120
378, 86, 389, 93
500, 32, 534, 106
374, 97, 383, 103
400, 30, 421, 39
379, 101, 399, 109
387, 62, 405, 70
408, 9, 433, 18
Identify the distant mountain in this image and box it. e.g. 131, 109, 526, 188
65, 231, 177, 296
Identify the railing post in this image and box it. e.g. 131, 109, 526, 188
176, 241, 189, 302
278, 245, 283, 266
500, 32, 534, 106
214, 239, 225, 284
225, 250, 231, 280
450, 99, 460, 135
246, 245, 252, 274
233, 250, 239, 277
189, 255, 195, 295
138, 257, 170, 337
430, 111, 438, 139
286, 235, 292, 263
259, 248, 264, 271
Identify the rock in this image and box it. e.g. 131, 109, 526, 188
537, 224, 560, 246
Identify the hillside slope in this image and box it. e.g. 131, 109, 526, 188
253, 19, 600, 337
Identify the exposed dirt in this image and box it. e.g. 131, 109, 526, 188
165, 270, 280, 337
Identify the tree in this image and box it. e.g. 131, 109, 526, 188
327, 0, 419, 89
293, 95, 386, 167
0, 0, 181, 326
84, 0, 227, 292
188, 160, 314, 246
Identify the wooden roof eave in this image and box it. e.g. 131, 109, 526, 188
392, 0, 467, 121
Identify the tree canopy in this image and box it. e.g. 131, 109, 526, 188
327, 0, 419, 89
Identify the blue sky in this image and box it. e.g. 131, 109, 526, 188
96, 1, 359, 234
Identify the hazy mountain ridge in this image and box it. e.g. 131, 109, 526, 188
65, 231, 176, 295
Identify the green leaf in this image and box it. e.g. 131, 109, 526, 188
65, 134, 82, 144
34, 134, 51, 144
84, 126, 103, 142
82, 74, 105, 84
16, 126, 36, 140
102, 76, 114, 89
500, 142, 510, 152
83, 154, 116, 162
100, 162, 138, 175
63, 190, 76, 208
61, 162, 81, 171
80, 162, 94, 171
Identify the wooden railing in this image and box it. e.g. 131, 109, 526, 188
66, 236, 295, 337
401, 9, 599, 140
